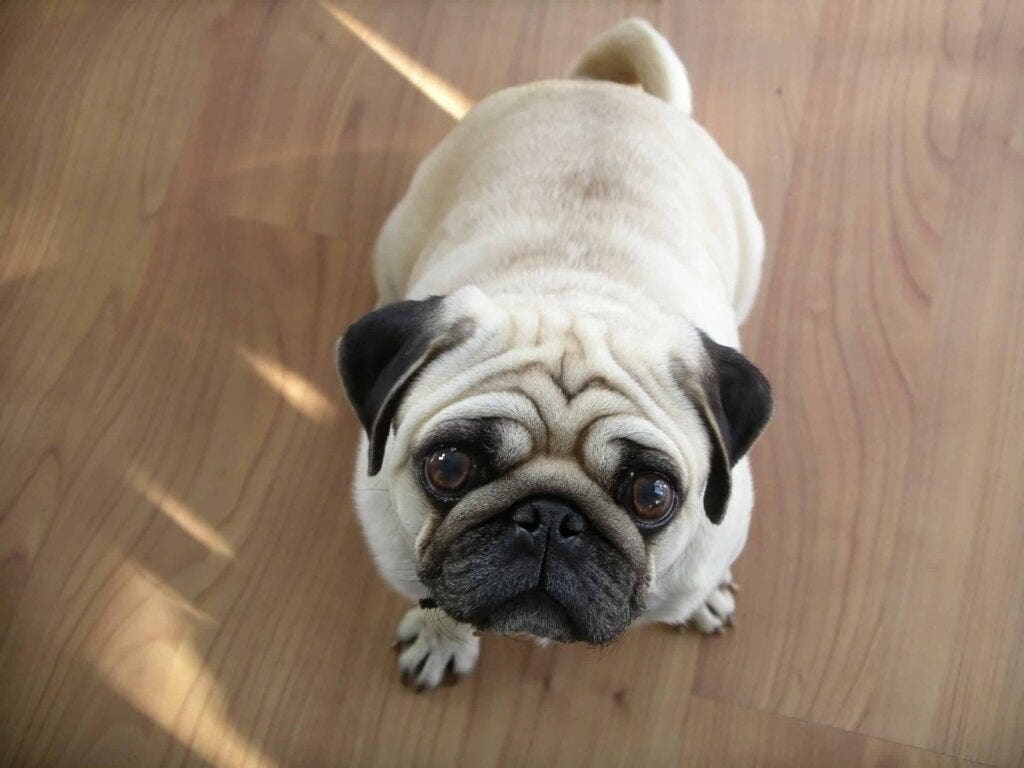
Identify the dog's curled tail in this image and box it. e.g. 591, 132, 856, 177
569, 18, 692, 115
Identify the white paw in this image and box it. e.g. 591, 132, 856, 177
393, 605, 480, 690
688, 574, 739, 635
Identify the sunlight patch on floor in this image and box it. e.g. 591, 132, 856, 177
237, 345, 339, 423
122, 560, 215, 624
130, 469, 236, 559
92, 581, 280, 768
319, 2, 473, 120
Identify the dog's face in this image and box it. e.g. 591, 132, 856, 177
337, 288, 771, 645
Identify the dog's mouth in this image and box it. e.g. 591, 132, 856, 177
422, 513, 641, 646
464, 587, 580, 643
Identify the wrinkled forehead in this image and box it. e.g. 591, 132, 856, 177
395, 300, 709, 480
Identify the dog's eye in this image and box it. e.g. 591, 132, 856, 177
626, 472, 675, 522
424, 447, 476, 494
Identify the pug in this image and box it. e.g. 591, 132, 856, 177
335, 18, 772, 689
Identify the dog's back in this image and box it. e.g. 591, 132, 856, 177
373, 20, 764, 334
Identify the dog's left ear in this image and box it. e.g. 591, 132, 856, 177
681, 331, 773, 525
336, 296, 466, 476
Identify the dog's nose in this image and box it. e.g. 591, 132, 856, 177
511, 497, 586, 543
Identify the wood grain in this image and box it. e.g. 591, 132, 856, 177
1, 1, 1021, 766
677, 697, 990, 768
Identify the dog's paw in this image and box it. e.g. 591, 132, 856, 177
393, 605, 480, 691
688, 575, 739, 635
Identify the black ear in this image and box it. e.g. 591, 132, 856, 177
336, 296, 460, 476
687, 331, 773, 524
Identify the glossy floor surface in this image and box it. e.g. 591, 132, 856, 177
2, 2, 1023, 766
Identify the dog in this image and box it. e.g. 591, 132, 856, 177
335, 18, 772, 689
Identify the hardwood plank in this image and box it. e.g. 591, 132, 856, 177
862, 738, 993, 768
678, 695, 866, 767
694, 1, 1024, 764
678, 696, 992, 768
872, 1, 1024, 763
0, 0, 232, 641
0, 206, 357, 766
168, 1, 670, 247
662, 0, 825, 319
340, 627, 700, 768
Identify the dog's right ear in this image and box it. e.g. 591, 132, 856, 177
336, 296, 461, 476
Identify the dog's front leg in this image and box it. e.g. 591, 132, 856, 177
650, 567, 740, 636
682, 569, 740, 634
393, 603, 480, 690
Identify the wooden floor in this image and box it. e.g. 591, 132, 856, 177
2, 1, 1022, 766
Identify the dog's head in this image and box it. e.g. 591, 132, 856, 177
336, 288, 771, 645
